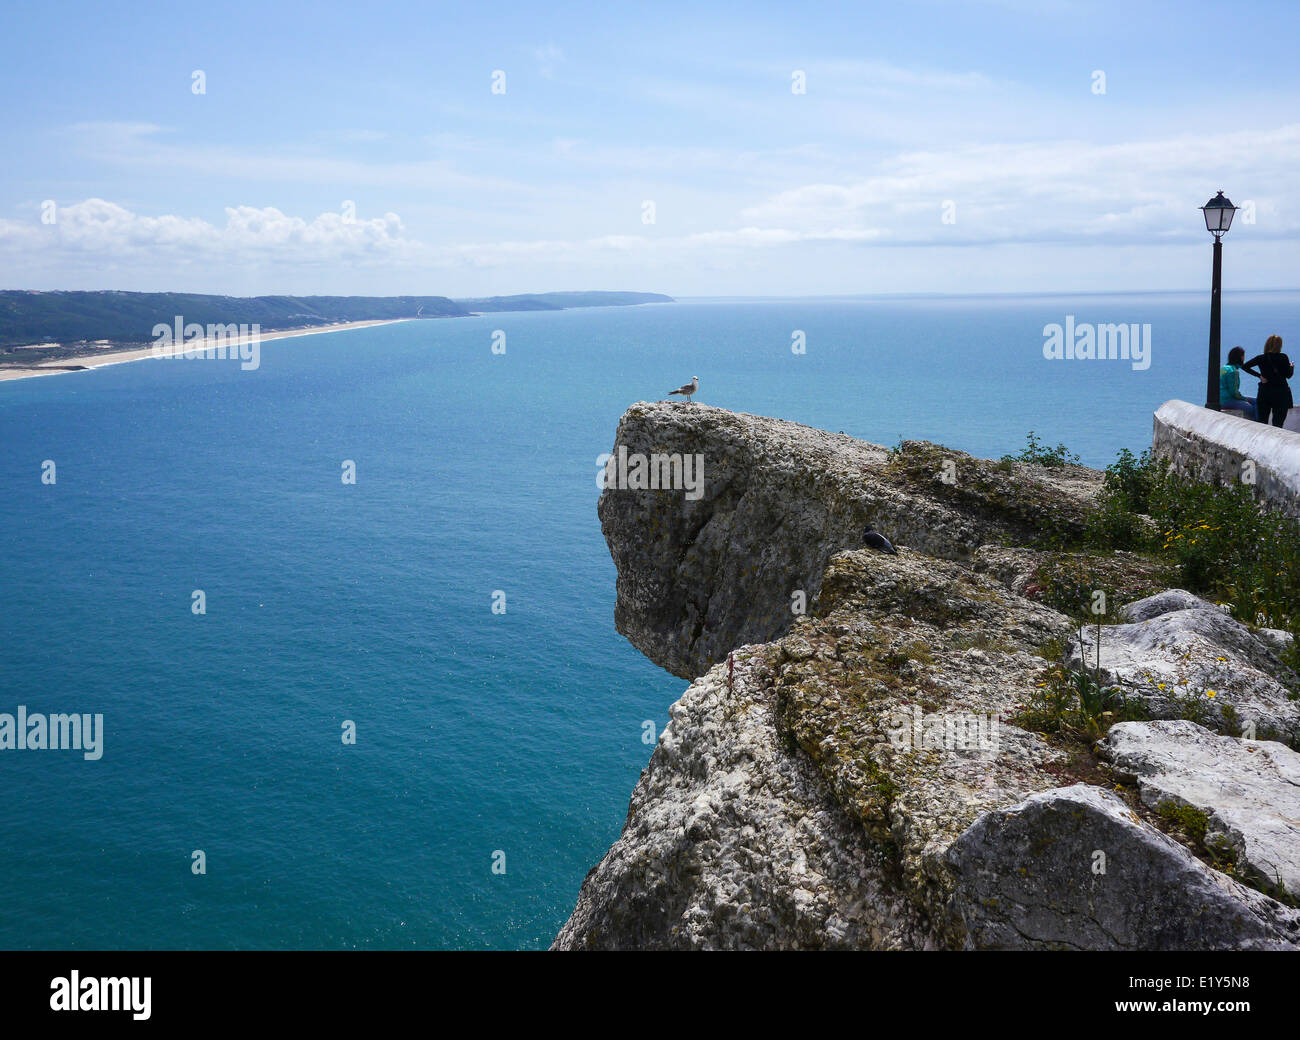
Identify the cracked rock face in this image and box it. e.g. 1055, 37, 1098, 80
559, 404, 1300, 950
551, 651, 935, 950
947, 784, 1300, 950
555, 556, 1300, 949
599, 402, 1101, 680
1101, 720, 1300, 902
558, 542, 1300, 949
772, 549, 1076, 935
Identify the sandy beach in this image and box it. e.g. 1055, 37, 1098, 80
0, 318, 414, 382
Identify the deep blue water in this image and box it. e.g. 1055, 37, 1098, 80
1, 291, 1295, 949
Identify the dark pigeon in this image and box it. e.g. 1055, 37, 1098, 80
862, 527, 898, 554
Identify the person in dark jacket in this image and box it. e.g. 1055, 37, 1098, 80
1243, 335, 1294, 427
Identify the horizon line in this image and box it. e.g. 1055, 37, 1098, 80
5, 286, 1299, 301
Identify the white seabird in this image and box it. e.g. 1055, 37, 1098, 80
669, 375, 699, 404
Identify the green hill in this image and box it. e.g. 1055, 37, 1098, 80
0, 291, 468, 349
0, 289, 676, 350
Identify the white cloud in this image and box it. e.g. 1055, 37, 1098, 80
740, 124, 1300, 245
5, 121, 1297, 294
0, 199, 411, 264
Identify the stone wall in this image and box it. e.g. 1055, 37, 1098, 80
1153, 399, 1300, 518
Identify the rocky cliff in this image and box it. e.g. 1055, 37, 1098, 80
555, 402, 1300, 951
598, 402, 1101, 680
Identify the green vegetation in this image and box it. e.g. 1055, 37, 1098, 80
1008, 432, 1300, 737
1002, 435, 1299, 670
1099, 448, 1157, 514
1080, 448, 1300, 661
1153, 802, 1242, 876
1014, 664, 1147, 740
0, 291, 471, 350
1014, 625, 1148, 740
1156, 801, 1210, 844
1148, 800, 1293, 899
1002, 431, 1081, 468
1030, 552, 1173, 621
1082, 448, 1155, 550
0, 289, 674, 351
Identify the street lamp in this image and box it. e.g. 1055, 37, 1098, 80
1200, 190, 1237, 411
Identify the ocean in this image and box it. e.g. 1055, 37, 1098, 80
1, 291, 1295, 949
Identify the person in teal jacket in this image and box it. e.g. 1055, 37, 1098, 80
1220, 346, 1257, 420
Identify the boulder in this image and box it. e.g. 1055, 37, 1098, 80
1120, 588, 1222, 623
1069, 605, 1300, 743
1101, 719, 1300, 901
947, 784, 1300, 950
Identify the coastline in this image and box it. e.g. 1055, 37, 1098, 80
0, 318, 415, 382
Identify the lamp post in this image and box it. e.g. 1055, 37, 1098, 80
1201, 190, 1237, 411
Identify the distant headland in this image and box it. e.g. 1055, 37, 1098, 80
0, 289, 674, 377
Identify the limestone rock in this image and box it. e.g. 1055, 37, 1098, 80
551, 651, 935, 950
599, 402, 1101, 680
1069, 604, 1300, 742
1101, 720, 1300, 900
558, 404, 1300, 951
973, 545, 1173, 609
947, 783, 1300, 950
1119, 588, 1223, 623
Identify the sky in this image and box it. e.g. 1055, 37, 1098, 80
2, 0, 1299, 298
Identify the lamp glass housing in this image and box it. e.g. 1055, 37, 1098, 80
1202, 192, 1236, 236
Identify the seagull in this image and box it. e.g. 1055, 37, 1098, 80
669, 375, 699, 404
862, 526, 899, 555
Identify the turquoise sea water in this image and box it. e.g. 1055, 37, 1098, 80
1, 291, 1295, 949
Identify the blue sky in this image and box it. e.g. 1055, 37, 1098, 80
3, 0, 1298, 297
